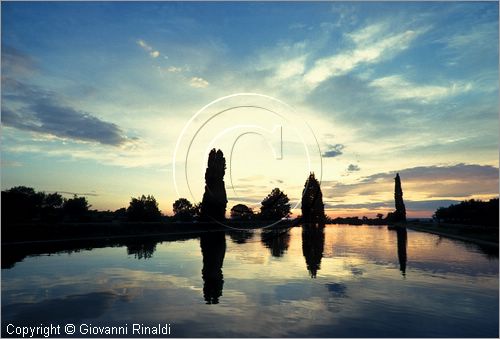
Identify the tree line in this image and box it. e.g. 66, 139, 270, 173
433, 198, 499, 227
0, 185, 296, 224
2, 150, 497, 227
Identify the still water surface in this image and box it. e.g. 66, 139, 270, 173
2, 225, 498, 337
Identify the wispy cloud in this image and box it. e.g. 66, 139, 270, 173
136, 39, 160, 58
49, 191, 99, 197
325, 199, 462, 212
444, 22, 498, 50
370, 75, 472, 103
303, 24, 426, 89
189, 76, 209, 88
273, 55, 307, 81
166, 66, 183, 73
1, 46, 37, 77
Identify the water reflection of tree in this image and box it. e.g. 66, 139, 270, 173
200, 231, 226, 304
261, 228, 291, 257
302, 223, 325, 278
228, 230, 254, 244
396, 228, 407, 276
125, 239, 158, 260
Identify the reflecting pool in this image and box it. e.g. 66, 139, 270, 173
2, 225, 498, 337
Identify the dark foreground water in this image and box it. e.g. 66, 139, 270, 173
2, 225, 498, 337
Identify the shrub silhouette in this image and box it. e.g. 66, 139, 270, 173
260, 188, 291, 221
63, 195, 91, 221
230, 204, 253, 220
173, 198, 195, 221
126, 195, 161, 222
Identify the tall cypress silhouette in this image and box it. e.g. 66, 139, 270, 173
200, 149, 227, 221
394, 173, 406, 222
301, 172, 325, 223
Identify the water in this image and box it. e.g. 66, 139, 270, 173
2, 225, 498, 337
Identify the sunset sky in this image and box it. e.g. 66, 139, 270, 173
1, 2, 498, 218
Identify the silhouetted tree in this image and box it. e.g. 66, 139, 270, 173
260, 188, 291, 221
200, 231, 226, 304
63, 195, 91, 221
44, 192, 64, 209
126, 195, 162, 222
114, 207, 127, 221
173, 198, 195, 221
376, 213, 384, 220
1, 186, 44, 223
302, 224, 325, 278
192, 202, 202, 219
261, 228, 291, 257
433, 198, 499, 227
230, 204, 253, 220
40, 192, 64, 222
200, 149, 228, 221
387, 173, 406, 223
301, 172, 325, 223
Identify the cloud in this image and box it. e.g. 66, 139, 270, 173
189, 77, 209, 88
303, 24, 425, 89
49, 191, 99, 197
323, 163, 499, 201
347, 22, 386, 44
0, 160, 22, 168
273, 55, 307, 81
1, 46, 37, 77
370, 75, 472, 103
1, 78, 131, 146
444, 22, 498, 50
322, 144, 344, 158
347, 164, 360, 172
167, 66, 183, 73
325, 199, 462, 212
136, 39, 160, 58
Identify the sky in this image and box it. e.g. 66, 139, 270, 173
1, 1, 499, 218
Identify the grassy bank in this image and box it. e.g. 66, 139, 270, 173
406, 221, 498, 247
1, 220, 294, 244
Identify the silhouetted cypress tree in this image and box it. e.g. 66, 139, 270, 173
301, 172, 325, 223
200, 149, 228, 221
394, 173, 406, 222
